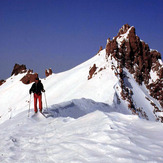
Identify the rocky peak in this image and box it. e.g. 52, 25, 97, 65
106, 24, 163, 115
106, 24, 162, 85
10, 63, 39, 84
11, 64, 27, 76
117, 24, 131, 36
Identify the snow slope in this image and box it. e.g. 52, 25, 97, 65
0, 49, 161, 124
0, 105, 163, 163
0, 48, 163, 162
0, 49, 125, 123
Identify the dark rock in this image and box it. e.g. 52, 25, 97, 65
45, 68, 52, 77
88, 64, 97, 80
21, 72, 38, 84
10, 63, 39, 84
0, 80, 5, 86
97, 46, 103, 54
150, 50, 161, 64
106, 38, 118, 58
147, 79, 163, 107
158, 67, 163, 79
106, 24, 163, 116
11, 64, 27, 76
117, 24, 131, 36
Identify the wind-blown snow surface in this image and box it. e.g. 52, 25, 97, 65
0, 49, 128, 123
0, 49, 161, 123
0, 107, 163, 163
0, 49, 163, 162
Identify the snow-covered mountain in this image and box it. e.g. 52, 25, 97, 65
0, 24, 162, 123
0, 24, 163, 162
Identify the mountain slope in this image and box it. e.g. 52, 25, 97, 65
106, 24, 163, 121
0, 49, 123, 123
0, 108, 163, 163
0, 24, 163, 163
0, 45, 162, 123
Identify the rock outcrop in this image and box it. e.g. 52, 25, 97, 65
21, 71, 38, 84
45, 68, 52, 77
88, 64, 97, 80
97, 46, 103, 54
106, 24, 162, 86
0, 80, 5, 86
105, 24, 163, 118
11, 63, 38, 84
11, 64, 27, 76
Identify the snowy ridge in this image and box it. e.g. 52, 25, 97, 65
0, 106, 163, 163
0, 49, 162, 123
0, 47, 163, 162
0, 73, 32, 123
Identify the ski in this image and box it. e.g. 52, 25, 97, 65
31, 111, 47, 119
40, 112, 47, 118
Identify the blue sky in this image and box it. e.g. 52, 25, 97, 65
0, 0, 163, 79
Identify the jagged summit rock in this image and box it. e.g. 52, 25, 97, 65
11, 63, 38, 84
106, 24, 162, 84
117, 24, 131, 36
106, 24, 163, 108
11, 64, 27, 76
0, 25, 162, 123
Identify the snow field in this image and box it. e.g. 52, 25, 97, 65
0, 104, 163, 163
0, 47, 163, 163
0, 49, 161, 124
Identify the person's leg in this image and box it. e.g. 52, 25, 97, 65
38, 94, 42, 112
34, 94, 38, 113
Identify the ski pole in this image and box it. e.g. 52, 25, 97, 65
44, 92, 48, 111
28, 94, 31, 117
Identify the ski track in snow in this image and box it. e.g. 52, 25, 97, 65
0, 101, 163, 163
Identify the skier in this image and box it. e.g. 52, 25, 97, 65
29, 77, 45, 113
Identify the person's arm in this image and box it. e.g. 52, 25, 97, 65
29, 84, 34, 94
41, 83, 45, 92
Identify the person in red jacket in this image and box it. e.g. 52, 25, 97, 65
29, 78, 45, 113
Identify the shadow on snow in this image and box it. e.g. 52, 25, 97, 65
43, 98, 115, 119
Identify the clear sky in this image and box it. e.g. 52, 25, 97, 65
0, 0, 163, 79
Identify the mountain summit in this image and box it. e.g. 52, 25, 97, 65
0, 24, 163, 163
106, 24, 162, 111
0, 24, 162, 124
